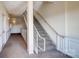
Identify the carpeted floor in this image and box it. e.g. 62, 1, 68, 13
0, 34, 71, 58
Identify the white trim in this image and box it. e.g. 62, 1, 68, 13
27, 1, 34, 54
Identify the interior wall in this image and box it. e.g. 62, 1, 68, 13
10, 16, 26, 33
0, 2, 10, 52
34, 2, 79, 57
66, 1, 79, 39
34, 2, 65, 44
34, 1, 79, 41
10, 17, 26, 28
0, 2, 9, 34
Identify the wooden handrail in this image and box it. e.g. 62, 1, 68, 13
34, 10, 65, 38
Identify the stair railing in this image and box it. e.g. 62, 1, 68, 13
33, 24, 46, 54
34, 10, 65, 50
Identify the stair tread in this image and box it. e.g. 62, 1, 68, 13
34, 18, 56, 53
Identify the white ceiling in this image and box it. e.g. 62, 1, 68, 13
33, 1, 43, 11
3, 1, 27, 16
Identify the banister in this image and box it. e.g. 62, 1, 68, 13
34, 25, 45, 40
34, 10, 65, 38
33, 24, 46, 54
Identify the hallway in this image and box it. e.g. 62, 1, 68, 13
0, 34, 71, 58
0, 34, 27, 58
0, 1, 79, 58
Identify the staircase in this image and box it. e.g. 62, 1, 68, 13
34, 17, 56, 52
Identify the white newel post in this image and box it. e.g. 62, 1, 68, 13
27, 1, 34, 54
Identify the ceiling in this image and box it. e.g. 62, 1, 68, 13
3, 1, 27, 16
2, 1, 53, 16
33, 1, 43, 11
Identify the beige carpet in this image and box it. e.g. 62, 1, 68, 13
0, 34, 71, 58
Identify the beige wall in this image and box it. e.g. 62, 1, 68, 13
34, 1, 79, 44
38, 2, 65, 35
0, 2, 10, 52
10, 17, 26, 29
34, 2, 65, 44
66, 2, 79, 38
0, 2, 9, 33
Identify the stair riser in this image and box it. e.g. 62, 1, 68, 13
34, 18, 56, 53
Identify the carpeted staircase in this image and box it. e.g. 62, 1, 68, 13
34, 17, 56, 52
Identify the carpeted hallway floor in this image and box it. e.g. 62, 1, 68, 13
0, 34, 71, 58
0, 34, 27, 58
